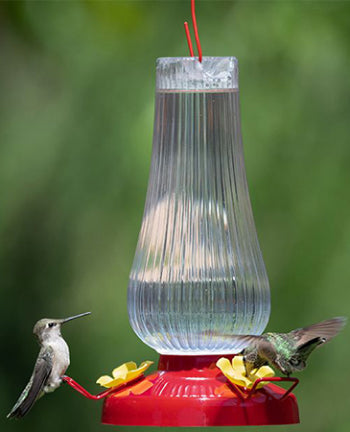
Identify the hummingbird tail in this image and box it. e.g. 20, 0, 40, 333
297, 337, 324, 362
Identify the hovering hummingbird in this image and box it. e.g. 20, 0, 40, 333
7, 312, 91, 419
231, 317, 346, 376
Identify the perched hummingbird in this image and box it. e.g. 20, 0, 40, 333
232, 317, 346, 376
7, 312, 91, 419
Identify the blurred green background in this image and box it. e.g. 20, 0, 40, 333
1, 1, 349, 431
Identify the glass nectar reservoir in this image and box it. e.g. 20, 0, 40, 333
128, 57, 270, 355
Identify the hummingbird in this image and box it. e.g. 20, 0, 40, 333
7, 312, 91, 419
231, 317, 346, 376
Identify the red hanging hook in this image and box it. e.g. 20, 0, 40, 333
184, 0, 202, 62
191, 0, 202, 62
184, 22, 194, 57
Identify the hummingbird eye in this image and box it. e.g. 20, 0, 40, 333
48, 322, 56, 328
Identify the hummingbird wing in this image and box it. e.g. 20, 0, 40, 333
7, 346, 53, 419
289, 317, 346, 347
218, 334, 266, 354
229, 335, 263, 345
209, 332, 265, 349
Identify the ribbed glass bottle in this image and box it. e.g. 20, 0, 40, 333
128, 57, 270, 354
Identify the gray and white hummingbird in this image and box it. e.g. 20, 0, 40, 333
7, 312, 91, 419
231, 317, 346, 376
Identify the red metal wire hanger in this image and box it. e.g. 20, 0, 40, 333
184, 0, 202, 62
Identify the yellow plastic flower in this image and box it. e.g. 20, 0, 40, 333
216, 356, 274, 389
96, 361, 153, 389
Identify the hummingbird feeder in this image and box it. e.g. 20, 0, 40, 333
64, 0, 299, 426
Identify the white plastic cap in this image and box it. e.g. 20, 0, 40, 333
156, 57, 238, 91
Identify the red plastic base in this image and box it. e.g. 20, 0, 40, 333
101, 355, 300, 426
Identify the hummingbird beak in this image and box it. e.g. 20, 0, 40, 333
60, 312, 91, 324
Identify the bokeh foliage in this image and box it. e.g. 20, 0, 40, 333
1, 1, 349, 431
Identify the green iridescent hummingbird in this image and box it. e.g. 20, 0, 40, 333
7, 312, 91, 419
231, 317, 346, 376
